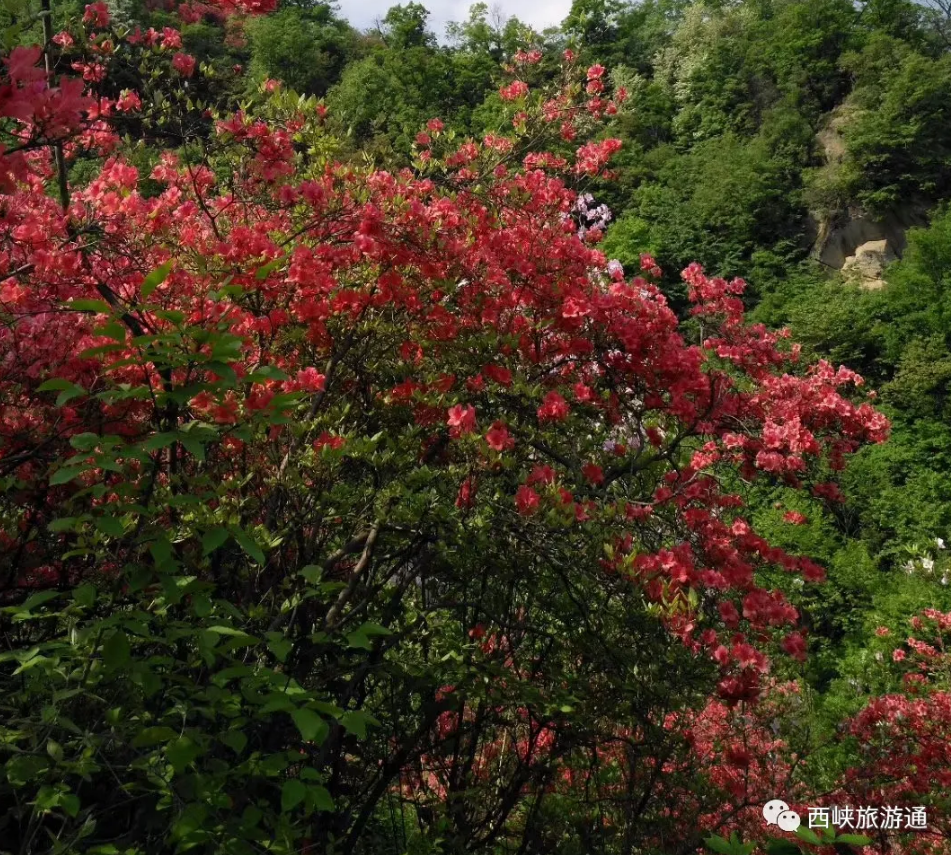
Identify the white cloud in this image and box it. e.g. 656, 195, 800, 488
338, 0, 571, 41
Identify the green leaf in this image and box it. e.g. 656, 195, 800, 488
210, 335, 243, 360
141, 260, 174, 298
290, 708, 329, 744
705, 835, 737, 855
95, 320, 127, 342
206, 361, 238, 384
5, 754, 49, 786
248, 364, 289, 382
307, 785, 334, 812
346, 621, 392, 650
61, 793, 80, 817
69, 433, 101, 451
266, 391, 305, 410
232, 528, 266, 565
309, 701, 344, 718
202, 527, 230, 556
38, 378, 87, 406
73, 584, 96, 608
155, 308, 185, 325
52, 688, 82, 704
260, 694, 296, 714
133, 726, 178, 747
339, 710, 380, 740
37, 377, 78, 392
50, 465, 83, 486
266, 636, 293, 663
835, 835, 873, 846
281, 779, 306, 812
219, 730, 247, 755
150, 537, 178, 571
67, 298, 113, 314
142, 432, 178, 452
46, 739, 64, 762
299, 564, 322, 584
255, 255, 286, 280
95, 516, 125, 538
205, 626, 259, 643
166, 736, 201, 773
79, 343, 125, 359
13, 654, 50, 674
179, 436, 207, 461
102, 629, 131, 668
15, 589, 61, 614
59, 793, 80, 817
57, 386, 87, 406
795, 826, 822, 846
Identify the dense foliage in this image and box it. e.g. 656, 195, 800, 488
2, 0, 951, 853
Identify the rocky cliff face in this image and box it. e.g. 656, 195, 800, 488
841, 238, 896, 290
811, 207, 926, 269
807, 106, 929, 288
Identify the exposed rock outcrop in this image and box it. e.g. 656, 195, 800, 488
811, 208, 924, 271
805, 102, 930, 281
841, 238, 896, 290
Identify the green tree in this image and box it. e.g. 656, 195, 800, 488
326, 47, 459, 156
246, 4, 357, 96
379, 1, 434, 48
445, 1, 526, 61
840, 46, 951, 211
607, 119, 812, 288
565, 0, 687, 73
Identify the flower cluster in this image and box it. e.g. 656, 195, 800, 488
0, 32, 904, 854
572, 191, 613, 240
899, 537, 950, 585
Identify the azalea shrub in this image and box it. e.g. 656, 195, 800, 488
0, 5, 933, 855
830, 611, 951, 854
